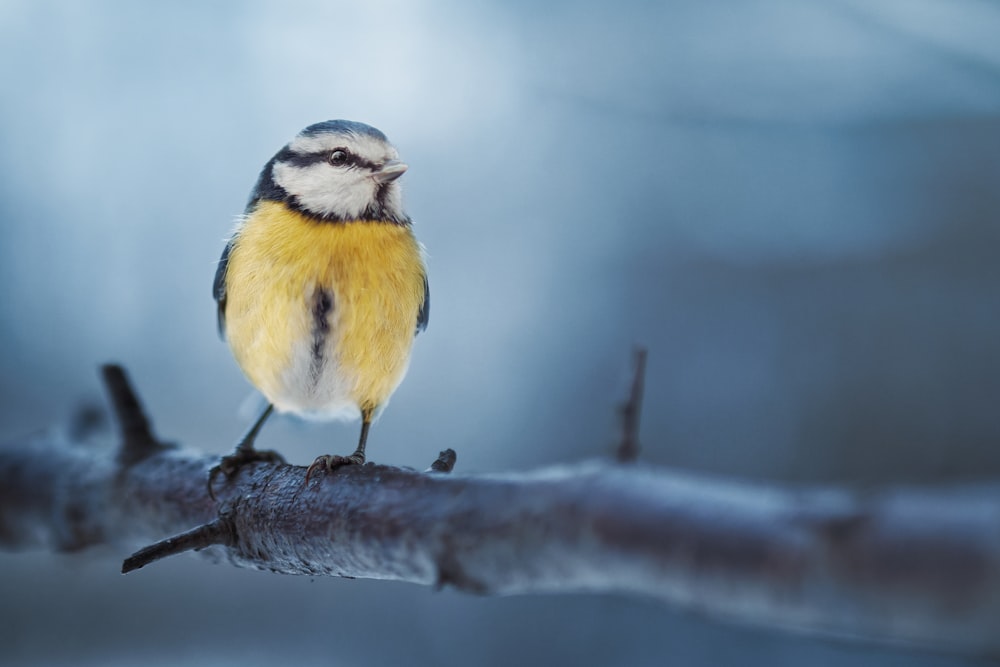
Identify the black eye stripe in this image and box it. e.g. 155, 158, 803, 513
341, 152, 379, 170
282, 151, 328, 167
279, 146, 384, 171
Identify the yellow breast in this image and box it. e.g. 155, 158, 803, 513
222, 200, 426, 416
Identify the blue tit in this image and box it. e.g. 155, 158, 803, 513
208, 120, 428, 493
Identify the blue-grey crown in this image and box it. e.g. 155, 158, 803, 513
299, 119, 388, 142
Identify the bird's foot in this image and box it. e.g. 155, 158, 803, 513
208, 446, 286, 500
304, 452, 366, 484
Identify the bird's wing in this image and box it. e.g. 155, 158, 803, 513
213, 237, 235, 339
416, 272, 429, 335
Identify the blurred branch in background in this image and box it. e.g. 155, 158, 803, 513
1, 364, 999, 659
830, 1, 1000, 86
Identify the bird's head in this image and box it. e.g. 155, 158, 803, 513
252, 120, 409, 224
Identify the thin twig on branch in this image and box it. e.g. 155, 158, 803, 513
102, 364, 166, 464
1, 364, 1000, 658
617, 346, 647, 462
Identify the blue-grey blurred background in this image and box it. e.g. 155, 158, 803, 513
2, 1, 999, 665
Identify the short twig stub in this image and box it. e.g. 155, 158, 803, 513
616, 347, 647, 463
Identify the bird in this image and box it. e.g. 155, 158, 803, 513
208, 120, 428, 495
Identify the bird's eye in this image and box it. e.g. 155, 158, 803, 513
329, 150, 349, 166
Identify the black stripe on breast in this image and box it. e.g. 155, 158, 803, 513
310, 288, 334, 380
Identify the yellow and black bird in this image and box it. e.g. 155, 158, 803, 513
209, 120, 428, 492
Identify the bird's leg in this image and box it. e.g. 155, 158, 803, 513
208, 404, 286, 499
305, 407, 373, 483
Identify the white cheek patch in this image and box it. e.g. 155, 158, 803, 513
273, 161, 376, 220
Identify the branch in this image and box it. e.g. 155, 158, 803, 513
1, 366, 1000, 657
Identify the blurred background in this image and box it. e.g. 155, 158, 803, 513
1, 0, 999, 665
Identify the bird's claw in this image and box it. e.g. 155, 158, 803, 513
304, 453, 365, 485
207, 447, 286, 500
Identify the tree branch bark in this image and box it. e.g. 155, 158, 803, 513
1, 365, 999, 658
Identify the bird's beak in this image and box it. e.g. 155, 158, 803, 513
372, 160, 408, 184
